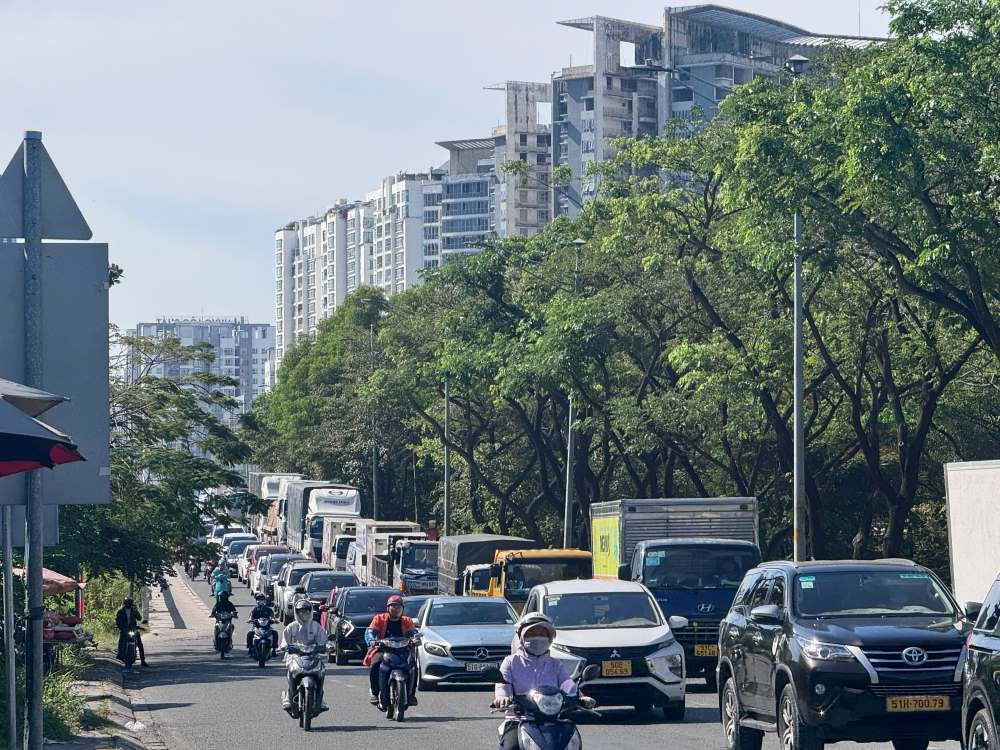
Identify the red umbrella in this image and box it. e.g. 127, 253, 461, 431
0, 398, 85, 478
12, 567, 83, 596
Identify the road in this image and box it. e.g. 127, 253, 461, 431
131, 571, 963, 750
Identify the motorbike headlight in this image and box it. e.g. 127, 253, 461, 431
530, 691, 564, 716
795, 637, 856, 662
424, 641, 449, 657
646, 644, 685, 680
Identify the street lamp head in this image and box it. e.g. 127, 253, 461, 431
786, 54, 810, 77
572, 238, 586, 246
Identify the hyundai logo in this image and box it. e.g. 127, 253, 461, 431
697, 603, 716, 614
610, 649, 621, 659
902, 646, 928, 666
474, 647, 490, 660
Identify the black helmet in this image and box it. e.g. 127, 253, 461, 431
123, 598, 134, 608
255, 593, 266, 602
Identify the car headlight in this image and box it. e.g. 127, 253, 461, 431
530, 690, 564, 716
795, 637, 856, 662
424, 642, 449, 657
646, 644, 685, 680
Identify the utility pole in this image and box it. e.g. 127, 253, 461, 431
3, 508, 16, 750
563, 239, 585, 549
23, 130, 44, 750
443, 379, 450, 536
370, 322, 377, 521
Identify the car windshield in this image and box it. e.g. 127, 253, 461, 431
794, 570, 957, 618
268, 557, 303, 575
505, 560, 592, 597
335, 538, 353, 557
426, 601, 515, 626
642, 546, 759, 591
544, 592, 661, 629
402, 545, 437, 569
213, 527, 242, 539
403, 598, 427, 618
228, 540, 255, 555
307, 574, 357, 593
345, 591, 395, 615
289, 567, 325, 585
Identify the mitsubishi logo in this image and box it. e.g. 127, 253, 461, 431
609, 649, 621, 659
697, 603, 716, 614
474, 647, 490, 660
902, 647, 928, 666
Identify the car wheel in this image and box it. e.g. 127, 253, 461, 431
891, 741, 929, 750
661, 701, 685, 721
969, 708, 998, 750
778, 684, 822, 750
722, 678, 763, 750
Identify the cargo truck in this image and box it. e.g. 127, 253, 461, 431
945, 460, 1000, 605
353, 520, 422, 584
437, 534, 542, 595
482, 548, 593, 613
248, 472, 300, 543
590, 497, 760, 690
370, 538, 440, 595
284, 481, 361, 558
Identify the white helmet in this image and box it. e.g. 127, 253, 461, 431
516, 612, 556, 643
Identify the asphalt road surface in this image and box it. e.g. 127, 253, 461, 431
131, 571, 963, 750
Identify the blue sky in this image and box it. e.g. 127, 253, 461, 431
0, 1, 890, 328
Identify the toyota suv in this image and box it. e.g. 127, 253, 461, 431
718, 559, 972, 750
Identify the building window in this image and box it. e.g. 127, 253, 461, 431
536, 134, 548, 147
673, 87, 694, 103
536, 153, 547, 165
519, 133, 528, 146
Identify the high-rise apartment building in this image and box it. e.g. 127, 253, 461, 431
552, 7, 881, 217
128, 317, 274, 425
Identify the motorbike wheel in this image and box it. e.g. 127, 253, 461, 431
303, 684, 315, 731
124, 643, 136, 669
297, 686, 306, 728
257, 643, 267, 668
386, 681, 396, 719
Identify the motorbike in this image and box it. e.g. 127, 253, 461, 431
213, 612, 235, 659
490, 664, 601, 750
186, 559, 200, 579
122, 629, 140, 669
203, 559, 216, 581
283, 643, 327, 731
251, 616, 276, 667
377, 636, 419, 722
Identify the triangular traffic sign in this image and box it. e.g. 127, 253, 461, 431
0, 138, 92, 241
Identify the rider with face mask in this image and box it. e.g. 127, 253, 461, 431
280, 598, 329, 714
494, 613, 576, 750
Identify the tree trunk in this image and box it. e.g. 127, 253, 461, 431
882, 501, 910, 558
851, 495, 874, 559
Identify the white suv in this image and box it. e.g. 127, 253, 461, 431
520, 579, 688, 720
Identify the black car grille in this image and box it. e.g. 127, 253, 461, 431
560, 643, 662, 662
673, 617, 721, 647
869, 682, 963, 697
450, 646, 510, 661
861, 645, 962, 676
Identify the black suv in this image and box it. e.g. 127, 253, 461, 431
963, 573, 999, 750
718, 559, 974, 750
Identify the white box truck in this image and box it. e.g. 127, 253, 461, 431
945, 460, 1000, 605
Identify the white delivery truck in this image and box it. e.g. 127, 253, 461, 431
353, 520, 422, 584
945, 460, 1000, 605
285, 483, 362, 559
248, 472, 301, 542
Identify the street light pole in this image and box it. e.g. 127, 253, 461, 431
370, 322, 377, 522
443, 378, 450, 537
787, 55, 809, 563
563, 239, 585, 549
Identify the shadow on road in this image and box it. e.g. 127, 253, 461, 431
576, 705, 719, 726
135, 702, 195, 711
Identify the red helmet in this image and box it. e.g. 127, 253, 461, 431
386, 594, 404, 608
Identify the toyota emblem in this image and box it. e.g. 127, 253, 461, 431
474, 647, 490, 660
901, 646, 928, 666
697, 603, 716, 614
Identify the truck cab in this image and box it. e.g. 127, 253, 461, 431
390, 539, 439, 595
462, 563, 492, 596
627, 538, 759, 690
484, 549, 593, 613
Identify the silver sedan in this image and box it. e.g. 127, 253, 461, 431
415, 596, 517, 689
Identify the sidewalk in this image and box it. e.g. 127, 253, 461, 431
53, 650, 165, 750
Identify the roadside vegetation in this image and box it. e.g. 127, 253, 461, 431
243, 0, 1000, 577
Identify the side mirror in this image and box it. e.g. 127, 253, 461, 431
668, 616, 689, 630
618, 564, 630, 581
294, 586, 305, 594
581, 664, 600, 683
750, 604, 783, 625
965, 601, 983, 622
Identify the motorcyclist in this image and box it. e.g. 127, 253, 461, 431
211, 562, 232, 599
210, 590, 238, 619
115, 598, 147, 667
364, 594, 418, 708
246, 593, 278, 654
494, 613, 577, 750
280, 598, 329, 713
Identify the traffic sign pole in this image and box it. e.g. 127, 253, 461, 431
23, 130, 45, 750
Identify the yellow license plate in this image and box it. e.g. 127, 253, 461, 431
601, 659, 632, 677
886, 696, 950, 712
694, 644, 719, 657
